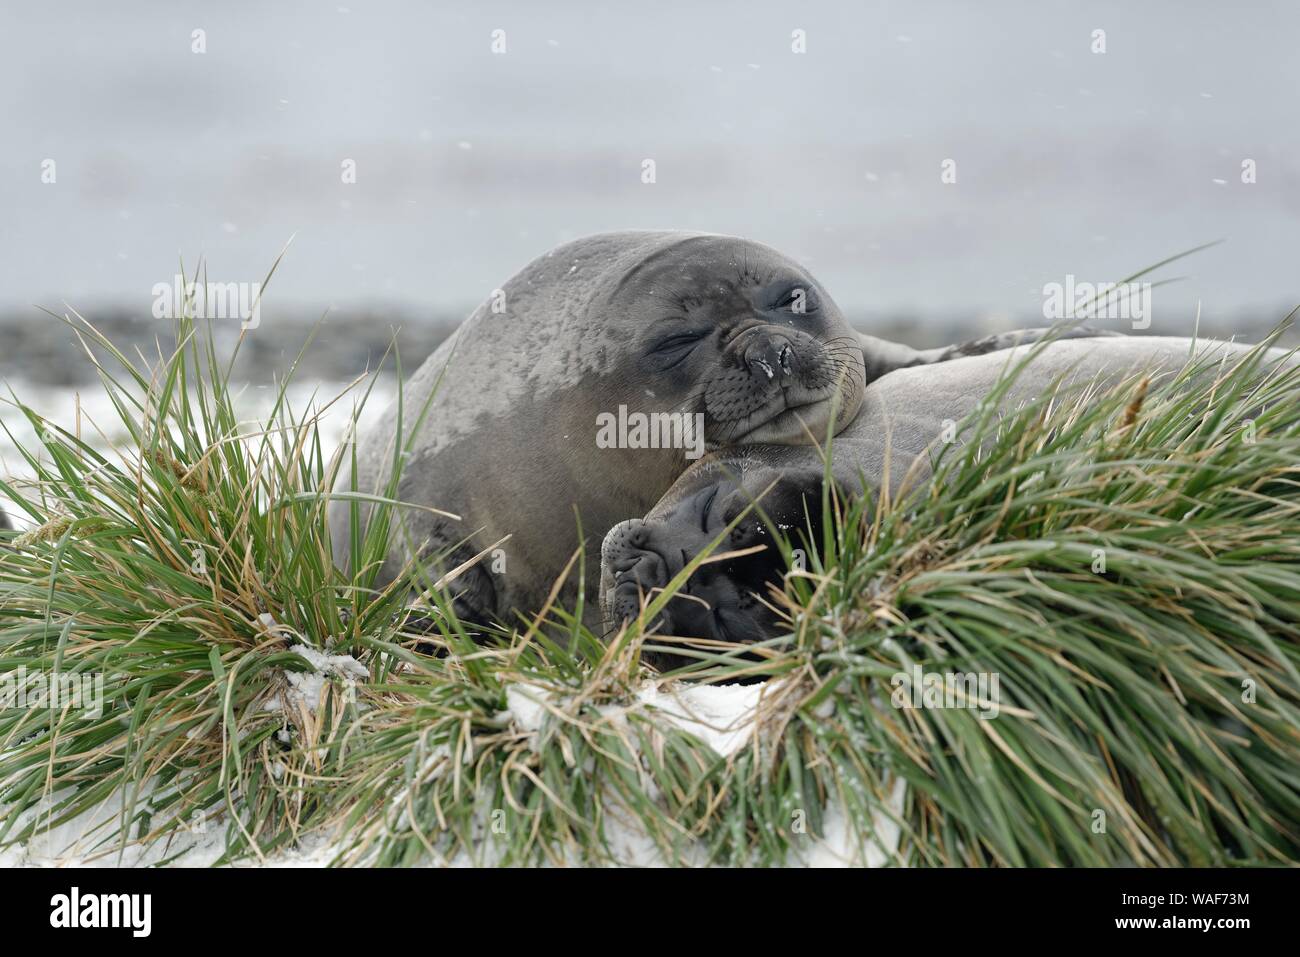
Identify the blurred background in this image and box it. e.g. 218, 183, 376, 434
1, 0, 1298, 464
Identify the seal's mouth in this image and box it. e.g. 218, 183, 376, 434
711, 391, 838, 447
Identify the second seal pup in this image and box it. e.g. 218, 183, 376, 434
600, 336, 1296, 649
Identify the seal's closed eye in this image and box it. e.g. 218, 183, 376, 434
648, 329, 712, 368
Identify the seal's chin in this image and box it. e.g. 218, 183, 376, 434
714, 392, 839, 447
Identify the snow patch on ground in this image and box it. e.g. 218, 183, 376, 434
636, 681, 765, 757
0, 786, 226, 868
273, 642, 369, 715
0, 783, 345, 868
503, 683, 552, 752
800, 778, 908, 868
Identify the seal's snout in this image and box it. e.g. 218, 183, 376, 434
702, 321, 859, 445
742, 332, 799, 383
601, 518, 673, 624
613, 546, 668, 602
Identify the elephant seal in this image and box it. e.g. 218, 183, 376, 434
331, 231, 867, 620
600, 336, 1295, 653
331, 229, 1112, 622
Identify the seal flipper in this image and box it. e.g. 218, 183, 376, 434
926, 325, 1124, 363
857, 326, 1123, 385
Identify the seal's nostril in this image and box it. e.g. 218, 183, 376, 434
779, 344, 794, 375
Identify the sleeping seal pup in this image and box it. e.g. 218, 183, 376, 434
599, 336, 1296, 648
332, 231, 862, 618
331, 230, 1110, 622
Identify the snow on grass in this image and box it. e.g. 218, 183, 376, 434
4, 678, 905, 868
635, 681, 765, 758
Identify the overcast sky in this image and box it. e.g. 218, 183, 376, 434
1, 0, 1297, 341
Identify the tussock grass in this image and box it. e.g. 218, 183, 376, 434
787, 340, 1300, 866
1, 306, 1298, 866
